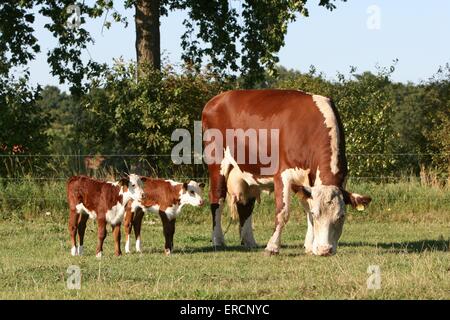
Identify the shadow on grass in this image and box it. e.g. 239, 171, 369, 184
177, 243, 303, 255
137, 240, 448, 256
340, 239, 449, 253
179, 239, 448, 255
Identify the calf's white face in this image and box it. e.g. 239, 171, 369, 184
179, 181, 205, 207
308, 185, 346, 256
120, 174, 146, 203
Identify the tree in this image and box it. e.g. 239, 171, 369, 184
0, 0, 346, 92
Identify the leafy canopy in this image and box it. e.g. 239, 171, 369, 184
0, 0, 345, 92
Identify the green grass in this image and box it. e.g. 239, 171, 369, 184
0, 180, 449, 299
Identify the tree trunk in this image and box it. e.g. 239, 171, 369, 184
135, 0, 161, 72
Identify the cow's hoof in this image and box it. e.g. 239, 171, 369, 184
264, 249, 279, 256
96, 251, 103, 259
304, 247, 314, 255
115, 252, 122, 257
70, 246, 78, 256
164, 249, 171, 256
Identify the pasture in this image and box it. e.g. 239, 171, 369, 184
0, 179, 449, 299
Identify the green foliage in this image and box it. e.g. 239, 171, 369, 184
75, 63, 230, 174
36, 86, 82, 154
422, 64, 450, 177
0, 1, 39, 76
0, 75, 51, 176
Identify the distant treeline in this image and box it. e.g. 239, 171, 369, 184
1, 63, 449, 182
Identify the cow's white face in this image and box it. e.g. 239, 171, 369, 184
119, 174, 146, 203
308, 185, 345, 256
179, 181, 205, 207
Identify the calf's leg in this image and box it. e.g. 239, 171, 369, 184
133, 208, 144, 252
77, 213, 89, 255
68, 209, 79, 256
96, 218, 107, 258
123, 209, 134, 253
159, 212, 176, 256
112, 224, 122, 256
237, 199, 258, 248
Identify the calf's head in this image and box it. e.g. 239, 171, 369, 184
300, 185, 371, 256
119, 174, 146, 203
179, 181, 205, 207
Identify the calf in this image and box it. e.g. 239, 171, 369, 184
224, 148, 273, 248
67, 174, 145, 257
124, 179, 205, 255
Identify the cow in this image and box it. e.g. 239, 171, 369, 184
67, 174, 146, 257
202, 89, 372, 256
123, 178, 205, 255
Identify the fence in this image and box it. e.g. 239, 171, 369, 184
0, 153, 448, 184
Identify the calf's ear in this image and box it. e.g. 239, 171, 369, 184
183, 182, 189, 191
342, 190, 372, 211
140, 177, 147, 183
292, 185, 312, 200
198, 182, 205, 189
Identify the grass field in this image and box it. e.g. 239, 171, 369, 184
0, 179, 449, 299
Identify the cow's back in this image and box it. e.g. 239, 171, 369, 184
202, 89, 348, 186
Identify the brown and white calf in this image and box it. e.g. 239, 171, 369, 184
202, 89, 372, 256
123, 178, 205, 255
67, 174, 145, 257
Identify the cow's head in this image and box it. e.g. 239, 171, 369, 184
118, 174, 146, 203
180, 181, 205, 207
299, 185, 371, 256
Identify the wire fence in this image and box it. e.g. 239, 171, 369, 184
0, 153, 448, 209
0, 153, 448, 183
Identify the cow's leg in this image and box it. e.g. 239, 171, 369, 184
112, 224, 122, 256
265, 175, 290, 255
237, 199, 258, 248
133, 208, 144, 253
96, 218, 107, 258
77, 213, 89, 256
208, 164, 227, 247
298, 197, 314, 254
159, 212, 176, 256
123, 208, 134, 254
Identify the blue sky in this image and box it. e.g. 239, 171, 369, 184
23, 0, 450, 89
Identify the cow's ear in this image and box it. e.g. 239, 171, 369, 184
119, 177, 129, 187
198, 182, 205, 189
140, 177, 147, 183
342, 190, 372, 211
293, 185, 312, 200
182, 182, 189, 191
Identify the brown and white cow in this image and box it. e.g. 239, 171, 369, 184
67, 174, 145, 257
202, 89, 372, 256
123, 178, 205, 255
